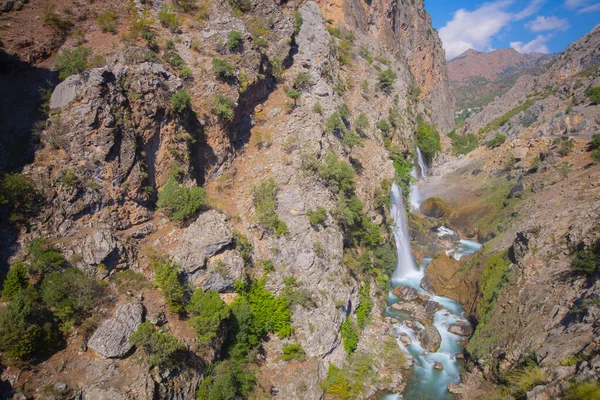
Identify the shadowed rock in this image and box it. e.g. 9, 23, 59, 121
420, 325, 442, 352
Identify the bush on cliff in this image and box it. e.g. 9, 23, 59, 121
186, 289, 231, 343
130, 322, 185, 368
152, 258, 187, 313
415, 116, 441, 162
157, 177, 206, 222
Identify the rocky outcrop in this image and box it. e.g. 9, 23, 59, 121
420, 197, 449, 218
420, 324, 442, 352
448, 321, 473, 337
88, 302, 144, 358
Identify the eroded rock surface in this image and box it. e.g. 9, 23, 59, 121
88, 302, 144, 358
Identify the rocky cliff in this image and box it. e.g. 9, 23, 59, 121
0, 0, 453, 398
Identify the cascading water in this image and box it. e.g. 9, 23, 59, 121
416, 147, 428, 178
409, 168, 421, 210
390, 184, 419, 280
385, 182, 481, 399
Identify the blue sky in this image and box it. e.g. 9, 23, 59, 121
427, 0, 600, 59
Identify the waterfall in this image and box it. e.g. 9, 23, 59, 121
409, 167, 421, 209
416, 147, 428, 178
390, 183, 419, 280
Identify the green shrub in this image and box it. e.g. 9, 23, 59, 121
354, 113, 369, 134
415, 116, 441, 162
585, 87, 600, 105
504, 365, 548, 397
282, 343, 306, 361
232, 278, 292, 339
233, 231, 252, 264
342, 130, 364, 150
41, 268, 104, 330
157, 177, 206, 222
196, 359, 256, 400
448, 132, 478, 155
228, 0, 251, 13
554, 137, 575, 156
227, 30, 243, 51
294, 12, 303, 35
592, 149, 600, 162
355, 282, 371, 329
152, 258, 187, 313
97, 9, 118, 33
376, 119, 391, 137
171, 90, 192, 114
293, 72, 312, 91
358, 46, 373, 63
55, 47, 92, 80
487, 134, 507, 149
158, 5, 181, 32
0, 173, 38, 224
275, 220, 289, 237
286, 88, 300, 105
0, 292, 58, 361
1, 262, 29, 299
187, 289, 231, 343
389, 107, 400, 128
130, 322, 185, 367
307, 207, 327, 227
176, 0, 197, 12
334, 196, 382, 247
377, 69, 397, 93
326, 112, 346, 135
261, 259, 274, 273
25, 239, 66, 277
312, 101, 324, 114
318, 154, 356, 195
571, 240, 600, 277
252, 179, 286, 234
589, 134, 600, 150
210, 95, 236, 121
564, 381, 600, 400
339, 104, 351, 123
212, 58, 236, 82
43, 2, 73, 31
340, 319, 358, 354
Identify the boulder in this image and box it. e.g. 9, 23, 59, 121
392, 285, 420, 302
88, 302, 144, 358
420, 324, 442, 352
171, 210, 233, 273
507, 182, 524, 199
448, 321, 473, 337
424, 301, 442, 314
420, 197, 449, 218
422, 253, 474, 305
49, 74, 83, 109
433, 361, 444, 371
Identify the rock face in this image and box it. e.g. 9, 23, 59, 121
392, 285, 420, 302
170, 210, 233, 274
422, 253, 475, 307
448, 321, 473, 337
88, 302, 144, 358
420, 325, 442, 352
420, 197, 449, 218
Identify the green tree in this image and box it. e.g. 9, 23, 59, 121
0, 292, 57, 361
307, 207, 327, 227
196, 359, 257, 400
415, 116, 441, 162
377, 69, 397, 93
326, 112, 346, 135
210, 95, 236, 121
171, 90, 192, 114
41, 268, 104, 329
55, 47, 92, 80
293, 72, 312, 91
282, 343, 306, 361
130, 322, 185, 367
187, 289, 231, 343
1, 262, 29, 299
226, 30, 243, 51
97, 9, 118, 33
252, 179, 287, 234
153, 258, 187, 313
26, 239, 66, 277
585, 87, 600, 105
0, 173, 39, 224
318, 154, 356, 196
355, 282, 371, 329
354, 113, 370, 134
212, 58, 236, 81
157, 177, 206, 222
486, 133, 507, 149
340, 318, 358, 354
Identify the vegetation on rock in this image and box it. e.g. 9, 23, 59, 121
130, 322, 185, 368
187, 289, 231, 343
157, 177, 206, 222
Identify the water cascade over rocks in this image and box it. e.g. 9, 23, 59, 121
416, 147, 428, 178
384, 178, 480, 398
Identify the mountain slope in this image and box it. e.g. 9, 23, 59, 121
448, 48, 555, 110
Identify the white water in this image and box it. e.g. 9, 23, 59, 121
385, 184, 481, 399
416, 147, 428, 178
391, 184, 419, 280
409, 168, 422, 210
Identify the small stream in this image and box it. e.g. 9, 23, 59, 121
382, 160, 481, 399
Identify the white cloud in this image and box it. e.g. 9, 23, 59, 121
526, 16, 570, 32
578, 2, 600, 12
439, 0, 545, 60
510, 34, 552, 53
565, 0, 588, 9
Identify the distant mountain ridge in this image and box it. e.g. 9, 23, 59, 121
448, 48, 556, 110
